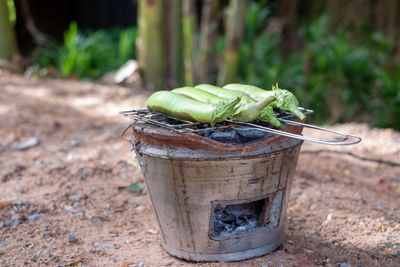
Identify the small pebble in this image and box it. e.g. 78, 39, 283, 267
73, 202, 80, 207
322, 214, 332, 226
92, 217, 101, 224
287, 240, 294, 244
108, 233, 118, 238
42, 222, 51, 227
44, 230, 53, 236
9, 220, 20, 227
136, 205, 145, 211
68, 194, 81, 201
93, 242, 102, 247
2, 173, 10, 182
304, 229, 315, 235
69, 139, 79, 147
68, 235, 76, 243
64, 205, 76, 213
384, 242, 393, 248
48, 164, 66, 170
31, 250, 38, 255
8, 210, 16, 216
312, 235, 320, 240
391, 250, 400, 258
103, 244, 119, 249
48, 253, 54, 258
112, 259, 118, 263
121, 173, 129, 179
15, 138, 39, 150
147, 229, 158, 234
302, 248, 314, 254
366, 245, 375, 251
104, 210, 113, 216
322, 174, 330, 180
27, 211, 43, 221
377, 202, 385, 211
334, 221, 341, 227
339, 263, 351, 267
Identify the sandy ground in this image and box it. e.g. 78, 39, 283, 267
0, 73, 399, 267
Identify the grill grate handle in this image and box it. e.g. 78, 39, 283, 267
228, 119, 361, 146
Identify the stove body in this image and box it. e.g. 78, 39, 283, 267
131, 121, 303, 262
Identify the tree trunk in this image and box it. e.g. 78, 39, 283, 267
0, 0, 18, 60
218, 0, 247, 86
278, 0, 300, 54
164, 0, 184, 88
376, 0, 398, 41
137, 0, 166, 90
182, 0, 195, 86
196, 0, 219, 83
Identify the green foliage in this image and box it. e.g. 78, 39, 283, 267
239, 2, 304, 91
238, 10, 400, 129
38, 22, 138, 80
6, 0, 16, 23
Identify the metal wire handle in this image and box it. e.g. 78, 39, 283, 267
228, 120, 362, 146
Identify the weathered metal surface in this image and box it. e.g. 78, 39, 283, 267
134, 128, 302, 261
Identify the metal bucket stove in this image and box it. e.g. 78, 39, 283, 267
121, 109, 360, 262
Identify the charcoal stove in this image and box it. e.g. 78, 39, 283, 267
120, 108, 360, 262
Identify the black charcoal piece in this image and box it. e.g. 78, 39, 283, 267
236, 129, 267, 143
207, 129, 240, 144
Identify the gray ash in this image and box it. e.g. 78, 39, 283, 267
210, 191, 283, 239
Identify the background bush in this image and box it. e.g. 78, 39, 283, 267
38, 22, 138, 80
35, 4, 400, 130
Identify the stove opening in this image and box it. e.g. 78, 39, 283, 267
210, 191, 283, 240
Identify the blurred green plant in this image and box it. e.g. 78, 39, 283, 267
6, 0, 16, 23
35, 12, 400, 129
238, 1, 304, 91
38, 22, 138, 80
238, 10, 400, 129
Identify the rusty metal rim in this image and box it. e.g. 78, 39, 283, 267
131, 123, 303, 155
136, 140, 302, 160
161, 236, 283, 262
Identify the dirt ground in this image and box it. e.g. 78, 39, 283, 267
0, 72, 399, 267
